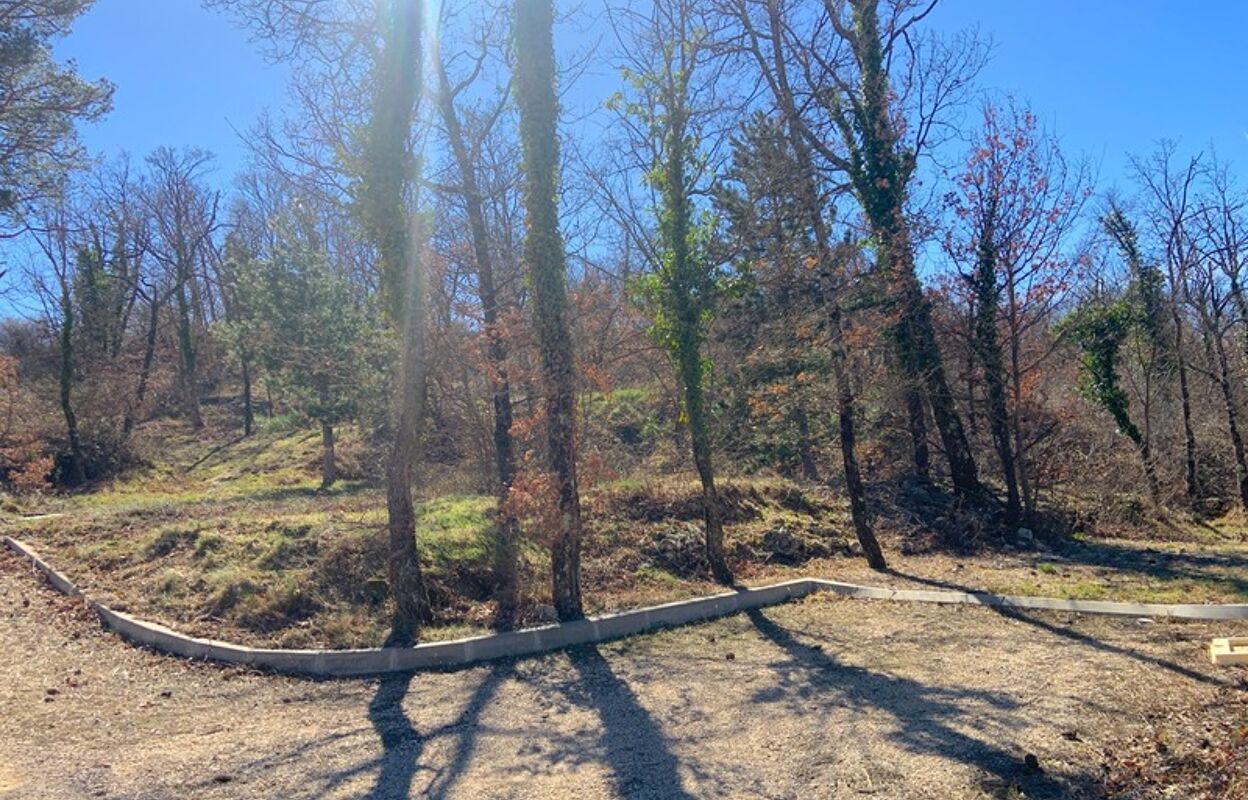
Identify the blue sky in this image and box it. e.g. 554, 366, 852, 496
55, 0, 289, 184
51, 1, 1248, 191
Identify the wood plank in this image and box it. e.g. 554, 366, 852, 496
1210, 637, 1248, 665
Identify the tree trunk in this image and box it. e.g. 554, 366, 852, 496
1004, 284, 1036, 519
124, 291, 161, 439
385, 290, 432, 640
760, 0, 885, 569
842, 0, 980, 502
435, 53, 520, 626
894, 264, 981, 501
981, 348, 1020, 523
830, 301, 887, 570
320, 421, 336, 490
1137, 435, 1163, 508
58, 280, 86, 486
971, 230, 1021, 525
366, 0, 431, 643
794, 406, 819, 482
1174, 322, 1198, 505
679, 336, 733, 584
174, 281, 202, 430
242, 357, 255, 438
904, 386, 931, 482
1010, 367, 1035, 520
1212, 326, 1248, 510
964, 305, 978, 437
516, 0, 585, 620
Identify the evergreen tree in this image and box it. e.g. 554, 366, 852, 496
0, 0, 112, 225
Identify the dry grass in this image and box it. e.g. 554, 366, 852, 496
7, 412, 1248, 653
3, 415, 861, 648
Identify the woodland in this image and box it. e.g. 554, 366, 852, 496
6, 1, 1248, 797
6, 0, 1248, 629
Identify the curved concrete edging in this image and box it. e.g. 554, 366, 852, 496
6, 534, 1248, 678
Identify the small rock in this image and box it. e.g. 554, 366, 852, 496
725, 652, 735, 661
1136, 617, 1155, 625
1061, 730, 1081, 742
45, 687, 59, 696
1016, 528, 1034, 541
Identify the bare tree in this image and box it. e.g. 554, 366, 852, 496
144, 148, 220, 430
946, 100, 1089, 521
1129, 144, 1203, 507
1194, 159, 1248, 511
434, 4, 523, 623
25, 194, 87, 484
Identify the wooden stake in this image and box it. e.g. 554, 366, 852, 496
1210, 637, 1248, 666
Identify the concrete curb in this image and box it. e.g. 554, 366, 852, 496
7, 535, 1248, 677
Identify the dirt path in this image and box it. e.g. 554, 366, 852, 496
2, 549, 1243, 800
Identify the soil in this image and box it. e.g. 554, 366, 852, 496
4, 548, 1246, 799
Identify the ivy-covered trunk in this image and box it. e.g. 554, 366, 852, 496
1065, 298, 1160, 507
125, 289, 161, 439
971, 222, 1021, 524
845, 0, 980, 501
515, 0, 585, 621
679, 334, 731, 584
365, 0, 431, 642
58, 275, 86, 486
174, 276, 203, 430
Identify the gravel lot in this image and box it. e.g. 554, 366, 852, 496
2, 547, 1243, 799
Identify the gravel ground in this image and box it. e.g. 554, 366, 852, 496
2, 548, 1244, 800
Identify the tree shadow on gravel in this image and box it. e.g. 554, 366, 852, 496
359, 658, 515, 800
363, 670, 422, 799
422, 662, 514, 799
885, 568, 1232, 689
550, 645, 697, 800
744, 607, 1089, 799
